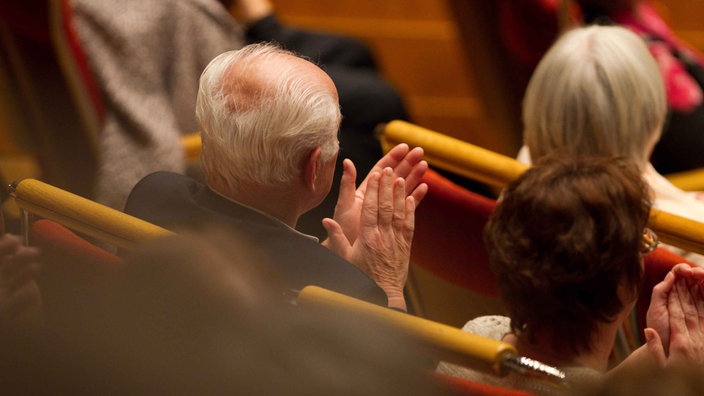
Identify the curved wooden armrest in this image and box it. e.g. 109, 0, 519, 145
181, 132, 202, 161
380, 120, 528, 189
649, 209, 704, 256
10, 178, 173, 250
380, 120, 704, 258
665, 167, 704, 192
298, 285, 515, 375
298, 286, 565, 385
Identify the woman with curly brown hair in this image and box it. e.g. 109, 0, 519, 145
438, 154, 704, 395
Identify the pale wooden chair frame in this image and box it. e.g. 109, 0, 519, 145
297, 285, 566, 384
9, 178, 173, 251
380, 120, 704, 256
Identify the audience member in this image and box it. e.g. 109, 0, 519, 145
0, 229, 454, 395
125, 43, 428, 311
437, 154, 704, 395
69, 0, 242, 210
576, 0, 704, 175
499, 1, 704, 175
517, 24, 704, 264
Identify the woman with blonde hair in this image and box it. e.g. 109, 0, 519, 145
517, 24, 704, 263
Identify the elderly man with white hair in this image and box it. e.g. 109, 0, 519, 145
125, 43, 427, 310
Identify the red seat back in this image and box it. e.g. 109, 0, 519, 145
412, 169, 498, 297
0, 0, 102, 198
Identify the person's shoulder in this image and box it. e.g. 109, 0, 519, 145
133, 171, 198, 189
125, 172, 206, 219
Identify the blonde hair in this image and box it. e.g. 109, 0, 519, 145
523, 25, 666, 167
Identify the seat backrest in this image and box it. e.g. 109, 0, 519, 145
0, 0, 101, 198
443, 0, 576, 156
412, 169, 498, 296
10, 178, 173, 251
407, 168, 506, 331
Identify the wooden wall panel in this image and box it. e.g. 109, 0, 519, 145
271, 0, 497, 151
274, 0, 451, 21
657, 0, 704, 52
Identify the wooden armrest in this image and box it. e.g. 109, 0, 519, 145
649, 209, 704, 256
380, 120, 528, 188
298, 286, 567, 384
10, 178, 173, 250
665, 167, 704, 192
298, 285, 516, 376
380, 120, 704, 257
181, 132, 202, 161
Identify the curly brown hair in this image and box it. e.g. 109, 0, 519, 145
484, 153, 652, 355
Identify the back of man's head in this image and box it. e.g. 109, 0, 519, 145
196, 43, 341, 193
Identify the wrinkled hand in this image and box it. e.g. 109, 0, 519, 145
322, 167, 415, 311
0, 234, 42, 329
618, 269, 704, 374
647, 263, 704, 355
663, 276, 704, 365
324, 143, 427, 247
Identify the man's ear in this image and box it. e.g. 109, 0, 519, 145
303, 147, 322, 192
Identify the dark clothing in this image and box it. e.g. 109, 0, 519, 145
246, 14, 377, 70
124, 171, 387, 306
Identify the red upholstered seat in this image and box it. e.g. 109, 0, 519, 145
412, 169, 498, 297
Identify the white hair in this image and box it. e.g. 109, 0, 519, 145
196, 43, 341, 192
523, 25, 667, 167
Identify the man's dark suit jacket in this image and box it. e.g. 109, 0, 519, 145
124, 171, 387, 306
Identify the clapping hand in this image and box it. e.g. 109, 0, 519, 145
323, 143, 427, 247
322, 167, 416, 311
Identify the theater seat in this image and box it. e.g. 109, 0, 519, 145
298, 285, 566, 389
0, 0, 102, 198
405, 169, 505, 326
